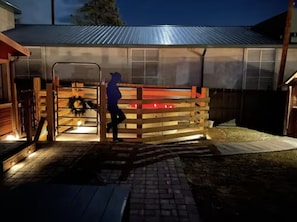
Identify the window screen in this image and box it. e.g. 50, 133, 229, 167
131, 49, 159, 84
245, 49, 275, 90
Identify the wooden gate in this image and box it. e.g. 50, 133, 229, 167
55, 83, 100, 138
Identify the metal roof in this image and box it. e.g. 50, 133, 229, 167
0, 0, 21, 14
3, 25, 282, 47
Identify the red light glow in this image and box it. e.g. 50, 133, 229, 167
129, 103, 174, 109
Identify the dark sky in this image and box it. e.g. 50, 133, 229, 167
9, 0, 289, 26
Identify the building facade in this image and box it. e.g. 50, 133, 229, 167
4, 27, 289, 91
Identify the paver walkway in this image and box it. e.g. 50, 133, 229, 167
0, 142, 205, 222
215, 136, 297, 155
2, 136, 297, 222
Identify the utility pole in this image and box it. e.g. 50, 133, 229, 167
278, 0, 295, 89
51, 0, 55, 25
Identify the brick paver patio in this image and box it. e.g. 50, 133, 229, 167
0, 141, 210, 222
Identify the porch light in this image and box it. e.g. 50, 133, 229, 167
77, 120, 82, 126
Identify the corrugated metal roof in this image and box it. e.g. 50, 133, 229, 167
0, 0, 21, 14
3, 25, 282, 47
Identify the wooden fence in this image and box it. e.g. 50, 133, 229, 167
101, 84, 209, 143
209, 89, 287, 135
0, 104, 13, 139
32, 77, 210, 144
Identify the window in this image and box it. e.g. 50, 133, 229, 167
131, 49, 159, 84
291, 33, 297, 44
244, 49, 275, 90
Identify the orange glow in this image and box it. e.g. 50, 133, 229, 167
129, 103, 174, 109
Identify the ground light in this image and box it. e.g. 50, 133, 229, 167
8, 151, 37, 172
5, 134, 19, 140
2, 143, 36, 172
9, 162, 25, 172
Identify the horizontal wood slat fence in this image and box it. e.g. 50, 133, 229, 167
32, 77, 210, 144
0, 104, 13, 138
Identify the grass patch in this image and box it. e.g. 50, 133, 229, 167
182, 126, 297, 222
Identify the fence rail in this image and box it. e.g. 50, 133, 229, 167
32, 78, 210, 144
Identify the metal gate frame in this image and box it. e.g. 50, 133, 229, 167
51, 62, 101, 139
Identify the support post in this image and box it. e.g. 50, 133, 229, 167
191, 86, 198, 127
33, 77, 41, 121
46, 83, 55, 141
23, 91, 33, 142
199, 87, 208, 131
34, 116, 46, 142
100, 83, 107, 141
278, 0, 295, 88
136, 87, 143, 140
10, 60, 20, 137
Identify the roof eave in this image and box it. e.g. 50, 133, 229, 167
18, 43, 283, 48
0, 33, 30, 58
0, 0, 21, 14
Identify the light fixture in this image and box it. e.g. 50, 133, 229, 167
6, 134, 16, 140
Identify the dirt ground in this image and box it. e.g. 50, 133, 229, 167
182, 126, 297, 222
204, 126, 279, 143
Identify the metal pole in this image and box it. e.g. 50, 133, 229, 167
51, 0, 55, 25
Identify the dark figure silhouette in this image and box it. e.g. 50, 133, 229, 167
106, 72, 126, 142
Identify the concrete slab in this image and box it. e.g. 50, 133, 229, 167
215, 136, 297, 155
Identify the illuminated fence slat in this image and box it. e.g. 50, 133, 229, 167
34, 78, 209, 144
103, 84, 209, 143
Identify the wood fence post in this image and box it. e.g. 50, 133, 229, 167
137, 87, 143, 140
199, 87, 208, 131
33, 77, 41, 121
12, 82, 20, 137
46, 83, 55, 141
100, 83, 107, 142
23, 91, 33, 142
9, 60, 20, 137
191, 85, 197, 120
191, 86, 197, 98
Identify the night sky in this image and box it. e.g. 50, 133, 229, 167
8, 0, 289, 26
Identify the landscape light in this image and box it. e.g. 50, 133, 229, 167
6, 134, 17, 140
